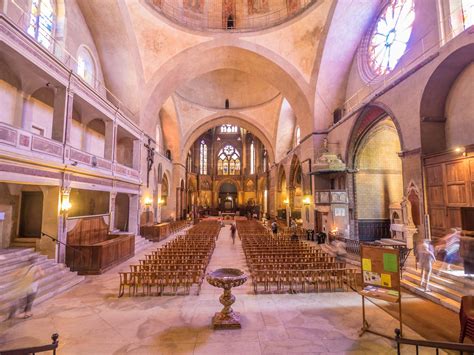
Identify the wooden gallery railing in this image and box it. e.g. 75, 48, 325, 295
118, 221, 219, 297
237, 221, 360, 294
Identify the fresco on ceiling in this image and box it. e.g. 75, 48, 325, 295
286, 0, 300, 14
184, 0, 205, 13
248, 0, 269, 15
222, 0, 236, 27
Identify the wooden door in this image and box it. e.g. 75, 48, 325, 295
425, 155, 473, 239
19, 191, 43, 238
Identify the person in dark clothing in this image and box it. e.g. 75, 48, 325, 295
230, 223, 237, 244
271, 220, 278, 236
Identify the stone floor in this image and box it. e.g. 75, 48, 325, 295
0, 225, 434, 354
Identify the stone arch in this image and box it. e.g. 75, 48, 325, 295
346, 104, 404, 167
181, 114, 275, 165
142, 41, 313, 139
420, 43, 474, 154
348, 108, 404, 241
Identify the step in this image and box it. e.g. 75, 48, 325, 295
403, 271, 465, 302
401, 279, 460, 312
0, 274, 84, 321
0, 248, 36, 256
0, 258, 57, 283
0, 255, 51, 275
0, 268, 82, 312
0, 264, 70, 302
0, 250, 45, 267
405, 266, 474, 293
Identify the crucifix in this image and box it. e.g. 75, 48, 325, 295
144, 137, 155, 188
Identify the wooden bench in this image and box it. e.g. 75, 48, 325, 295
66, 216, 135, 275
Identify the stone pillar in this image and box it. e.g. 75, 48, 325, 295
104, 120, 115, 161
109, 191, 117, 232
52, 87, 73, 143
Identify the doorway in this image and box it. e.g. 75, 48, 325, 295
19, 191, 43, 238
219, 182, 238, 212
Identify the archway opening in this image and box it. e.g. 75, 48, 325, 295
354, 117, 403, 241
219, 182, 238, 212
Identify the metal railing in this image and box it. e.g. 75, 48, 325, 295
41, 232, 83, 271
0, 333, 59, 355
394, 329, 474, 355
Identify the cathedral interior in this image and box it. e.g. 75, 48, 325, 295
0, 0, 474, 354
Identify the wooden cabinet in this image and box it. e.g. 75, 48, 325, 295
66, 216, 135, 274
424, 151, 474, 239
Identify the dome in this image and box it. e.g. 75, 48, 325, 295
146, 0, 317, 32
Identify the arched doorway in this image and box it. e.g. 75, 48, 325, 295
219, 182, 238, 212
353, 116, 403, 241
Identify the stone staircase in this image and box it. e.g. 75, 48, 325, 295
134, 235, 154, 254
324, 244, 474, 313
9, 238, 37, 249
401, 265, 474, 312
0, 248, 84, 321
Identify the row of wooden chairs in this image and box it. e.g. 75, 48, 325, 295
118, 221, 220, 297
251, 269, 358, 294
237, 220, 359, 294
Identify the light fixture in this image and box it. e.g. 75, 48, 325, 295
144, 197, 153, 206
158, 198, 164, 205
454, 146, 467, 156
283, 198, 289, 205
303, 197, 311, 205
61, 199, 72, 213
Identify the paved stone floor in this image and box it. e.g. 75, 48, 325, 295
0, 225, 431, 354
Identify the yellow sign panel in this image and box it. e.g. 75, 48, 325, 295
381, 273, 392, 288
362, 258, 372, 271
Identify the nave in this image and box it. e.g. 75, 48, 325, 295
0, 221, 426, 355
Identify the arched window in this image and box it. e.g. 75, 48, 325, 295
217, 145, 240, 175
27, 0, 55, 49
76, 46, 96, 87
220, 124, 238, 133
462, 0, 474, 29
367, 0, 415, 76
250, 141, 255, 174
295, 126, 301, 146
200, 140, 207, 175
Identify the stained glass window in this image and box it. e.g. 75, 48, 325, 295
27, 0, 55, 50
368, 0, 415, 76
220, 124, 238, 133
200, 140, 207, 175
250, 141, 255, 175
462, 0, 474, 29
77, 47, 96, 87
217, 145, 240, 175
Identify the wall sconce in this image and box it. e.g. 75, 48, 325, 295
158, 198, 164, 205
283, 198, 289, 205
144, 197, 153, 207
454, 146, 467, 157
303, 197, 311, 205
60, 197, 72, 213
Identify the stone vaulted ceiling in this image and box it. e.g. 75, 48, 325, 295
77, 0, 380, 164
